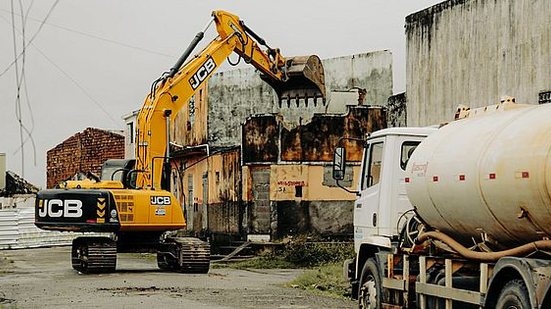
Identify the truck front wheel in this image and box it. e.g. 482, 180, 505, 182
496, 279, 530, 309
358, 258, 381, 309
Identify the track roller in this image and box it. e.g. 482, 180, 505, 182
157, 237, 210, 273
71, 237, 117, 274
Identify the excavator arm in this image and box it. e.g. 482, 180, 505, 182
135, 10, 326, 190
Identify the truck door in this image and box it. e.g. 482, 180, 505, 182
355, 138, 384, 238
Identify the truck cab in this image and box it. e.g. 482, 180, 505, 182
344, 127, 436, 250
334, 127, 437, 298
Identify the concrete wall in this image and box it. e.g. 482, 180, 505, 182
207, 51, 393, 146
241, 106, 387, 239
387, 92, 407, 127
172, 84, 208, 147
170, 148, 242, 236
406, 0, 551, 126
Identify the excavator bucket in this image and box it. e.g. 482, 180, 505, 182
261, 55, 326, 106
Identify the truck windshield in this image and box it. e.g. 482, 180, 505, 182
362, 142, 383, 189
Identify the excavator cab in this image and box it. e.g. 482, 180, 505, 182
261, 55, 326, 106
100, 159, 136, 188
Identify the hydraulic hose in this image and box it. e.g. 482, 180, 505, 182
417, 231, 551, 262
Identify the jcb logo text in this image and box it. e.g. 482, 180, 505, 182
38, 199, 83, 218
151, 196, 171, 205
189, 57, 216, 90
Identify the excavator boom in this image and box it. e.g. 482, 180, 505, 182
135, 10, 326, 190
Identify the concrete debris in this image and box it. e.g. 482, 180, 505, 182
0, 171, 39, 197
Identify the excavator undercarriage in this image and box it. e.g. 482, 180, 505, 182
70, 235, 210, 274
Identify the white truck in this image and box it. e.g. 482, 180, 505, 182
333, 97, 551, 308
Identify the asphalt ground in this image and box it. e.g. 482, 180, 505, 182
0, 246, 355, 308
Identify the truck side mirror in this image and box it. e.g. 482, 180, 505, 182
333, 147, 346, 181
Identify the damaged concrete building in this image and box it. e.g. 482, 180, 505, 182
242, 106, 386, 239
124, 51, 392, 241
406, 0, 551, 126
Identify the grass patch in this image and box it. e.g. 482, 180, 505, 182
282, 238, 354, 267
216, 236, 354, 299
213, 256, 296, 269
286, 262, 350, 299
218, 237, 354, 270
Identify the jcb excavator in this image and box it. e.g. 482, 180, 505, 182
35, 11, 326, 273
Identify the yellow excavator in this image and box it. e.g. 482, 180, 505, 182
35, 10, 326, 273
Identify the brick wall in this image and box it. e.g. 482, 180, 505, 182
46, 128, 125, 188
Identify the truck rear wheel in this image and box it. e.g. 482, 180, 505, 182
358, 258, 381, 309
496, 279, 530, 309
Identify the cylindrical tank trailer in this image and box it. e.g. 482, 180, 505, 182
406, 99, 551, 249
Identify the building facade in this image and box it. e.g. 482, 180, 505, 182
124, 51, 393, 241
406, 0, 551, 126
242, 106, 386, 239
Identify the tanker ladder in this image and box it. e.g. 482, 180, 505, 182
71, 237, 117, 274
156, 237, 210, 273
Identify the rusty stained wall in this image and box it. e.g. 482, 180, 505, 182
172, 84, 208, 146
208, 51, 393, 147
242, 162, 360, 238
406, 0, 551, 126
243, 105, 386, 164
242, 105, 387, 238
171, 148, 242, 236
281, 106, 385, 162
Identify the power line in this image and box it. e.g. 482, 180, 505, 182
10, 0, 38, 176
0, 0, 59, 78
1, 9, 122, 130
11, 0, 25, 176
12, 0, 38, 166
0, 7, 174, 66
32, 44, 122, 128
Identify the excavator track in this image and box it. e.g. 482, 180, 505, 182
157, 237, 210, 273
71, 237, 117, 274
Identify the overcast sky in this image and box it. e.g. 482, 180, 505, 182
0, 0, 442, 187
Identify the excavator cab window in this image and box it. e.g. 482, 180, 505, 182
100, 159, 136, 188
